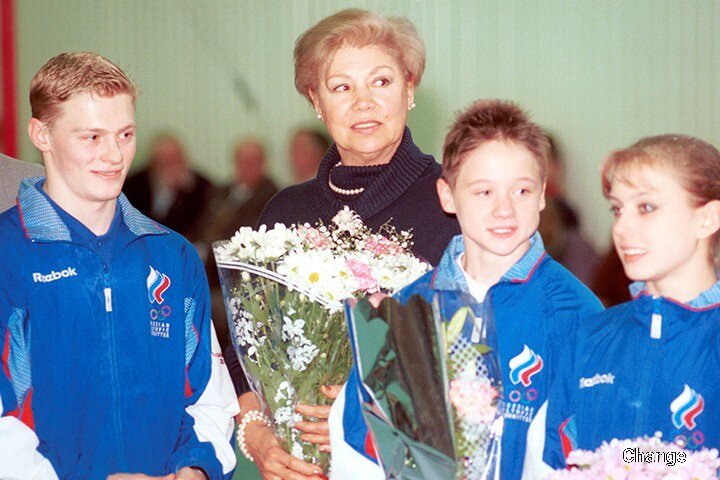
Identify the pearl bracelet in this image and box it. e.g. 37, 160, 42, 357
237, 409, 273, 462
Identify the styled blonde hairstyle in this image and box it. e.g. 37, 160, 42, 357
294, 8, 425, 103
601, 134, 720, 260
601, 135, 720, 205
30, 52, 138, 125
442, 99, 550, 187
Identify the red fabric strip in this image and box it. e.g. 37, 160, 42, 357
1, 0, 17, 157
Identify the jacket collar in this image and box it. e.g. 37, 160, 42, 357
431, 231, 546, 293
17, 176, 167, 241
630, 279, 720, 311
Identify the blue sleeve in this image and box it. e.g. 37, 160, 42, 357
167, 247, 236, 480
0, 259, 23, 420
541, 272, 602, 468
341, 367, 380, 463
0, 260, 60, 479
0, 310, 18, 418
541, 298, 595, 468
541, 269, 602, 386
393, 269, 435, 305
0, 332, 19, 418
0, 272, 30, 427
542, 316, 579, 469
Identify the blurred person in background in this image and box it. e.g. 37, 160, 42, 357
0, 153, 44, 212
289, 127, 330, 184
203, 137, 278, 243
590, 245, 632, 306
200, 137, 278, 350
123, 133, 214, 242
538, 133, 600, 284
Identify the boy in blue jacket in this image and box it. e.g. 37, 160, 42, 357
0, 53, 238, 480
330, 99, 602, 480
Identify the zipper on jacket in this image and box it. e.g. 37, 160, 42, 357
104, 287, 113, 312
633, 299, 663, 433
650, 313, 662, 339
104, 269, 127, 466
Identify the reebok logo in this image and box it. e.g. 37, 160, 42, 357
579, 372, 615, 389
33, 267, 78, 283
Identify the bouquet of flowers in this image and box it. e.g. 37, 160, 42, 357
441, 300, 503, 479
344, 292, 503, 479
214, 207, 428, 470
344, 296, 457, 479
549, 433, 720, 480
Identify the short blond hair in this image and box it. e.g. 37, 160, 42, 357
30, 52, 138, 125
294, 9, 425, 103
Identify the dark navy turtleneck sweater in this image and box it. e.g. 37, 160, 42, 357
259, 127, 459, 265
226, 127, 460, 394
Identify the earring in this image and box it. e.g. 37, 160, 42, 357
408, 102, 416, 111
316, 112, 322, 120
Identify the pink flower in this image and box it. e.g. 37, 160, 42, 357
550, 433, 720, 479
299, 225, 331, 249
346, 258, 379, 293
449, 378, 499, 424
364, 234, 403, 257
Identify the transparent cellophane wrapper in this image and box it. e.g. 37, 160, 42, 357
346, 296, 457, 479
346, 294, 504, 479
447, 331, 504, 479
215, 251, 352, 471
438, 292, 504, 480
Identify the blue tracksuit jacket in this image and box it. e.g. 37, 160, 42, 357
543, 280, 720, 469
0, 178, 236, 479
342, 233, 602, 480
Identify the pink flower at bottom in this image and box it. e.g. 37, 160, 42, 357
346, 258, 379, 293
449, 378, 499, 424
364, 234, 403, 257
299, 225, 331, 249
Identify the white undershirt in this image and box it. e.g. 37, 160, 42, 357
457, 253, 490, 302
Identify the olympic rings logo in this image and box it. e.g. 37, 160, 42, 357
674, 431, 705, 449
150, 305, 172, 320
508, 387, 538, 404
692, 431, 705, 446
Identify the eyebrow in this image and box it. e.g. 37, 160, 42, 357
72, 123, 136, 133
326, 65, 396, 81
466, 177, 539, 185
608, 187, 658, 202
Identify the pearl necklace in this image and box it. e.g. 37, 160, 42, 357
328, 161, 365, 195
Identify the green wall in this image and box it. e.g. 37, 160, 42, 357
16, 0, 720, 249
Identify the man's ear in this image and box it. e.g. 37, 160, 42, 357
28, 118, 52, 152
437, 177, 456, 214
697, 199, 720, 240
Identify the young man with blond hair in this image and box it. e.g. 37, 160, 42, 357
0, 52, 238, 480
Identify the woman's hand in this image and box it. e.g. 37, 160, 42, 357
368, 292, 388, 308
294, 385, 343, 452
174, 467, 207, 480
239, 392, 324, 480
246, 421, 324, 480
347, 292, 387, 309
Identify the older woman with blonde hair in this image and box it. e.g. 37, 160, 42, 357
227, 9, 459, 479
